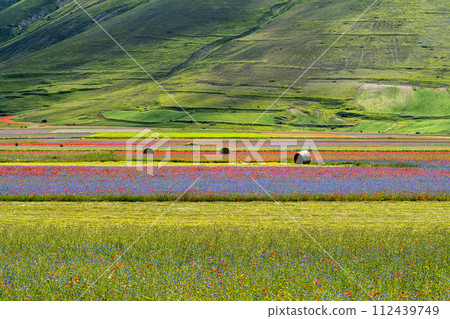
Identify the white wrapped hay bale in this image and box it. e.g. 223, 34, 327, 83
294, 150, 312, 164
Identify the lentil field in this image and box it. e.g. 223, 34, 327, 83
0, 165, 448, 201
0, 201, 448, 301
0, 131, 448, 301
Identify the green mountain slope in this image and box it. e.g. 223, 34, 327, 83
0, 0, 67, 44
0, 0, 448, 133
0, 0, 21, 11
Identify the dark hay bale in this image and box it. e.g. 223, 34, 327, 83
220, 147, 230, 155
294, 151, 312, 165
143, 148, 154, 155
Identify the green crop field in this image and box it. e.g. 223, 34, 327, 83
102, 110, 186, 124
357, 85, 450, 117
335, 120, 396, 133
0, 201, 448, 301
390, 119, 450, 135
182, 112, 277, 125
88, 131, 270, 139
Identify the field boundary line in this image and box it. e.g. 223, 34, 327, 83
72, 0, 199, 125
252, 0, 380, 125
251, 177, 376, 301
77, 177, 201, 300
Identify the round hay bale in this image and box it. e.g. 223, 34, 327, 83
143, 148, 154, 155
294, 150, 312, 165
220, 147, 230, 155
294, 153, 303, 164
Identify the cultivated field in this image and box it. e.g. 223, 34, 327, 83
0, 129, 448, 301
0, 201, 448, 301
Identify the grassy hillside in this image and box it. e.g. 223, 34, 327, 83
0, 0, 67, 43
357, 84, 449, 116
0, 0, 448, 133
0, 0, 21, 11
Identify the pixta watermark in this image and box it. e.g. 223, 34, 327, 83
127, 129, 324, 175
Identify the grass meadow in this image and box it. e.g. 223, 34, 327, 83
357, 86, 449, 117
0, 201, 448, 301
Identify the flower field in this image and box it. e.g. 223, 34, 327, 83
0, 165, 448, 201
0, 201, 448, 301
1, 140, 449, 149
130, 150, 449, 167
0, 132, 448, 302
1, 147, 449, 168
